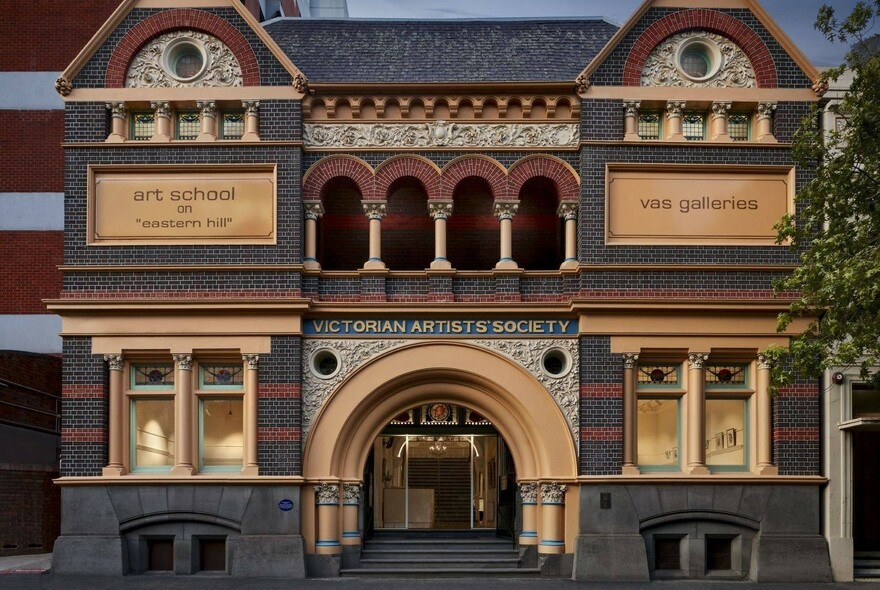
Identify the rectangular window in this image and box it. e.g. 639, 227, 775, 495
728, 113, 751, 141
131, 112, 155, 141
198, 538, 226, 571
655, 537, 682, 570
131, 398, 174, 471
852, 383, 880, 418
706, 537, 733, 570
147, 539, 174, 571
131, 364, 175, 389
682, 113, 706, 140
637, 398, 680, 470
706, 398, 747, 470
176, 111, 201, 140
638, 112, 662, 140
638, 364, 681, 388
200, 364, 244, 389
199, 398, 243, 471
705, 364, 748, 388
220, 112, 245, 139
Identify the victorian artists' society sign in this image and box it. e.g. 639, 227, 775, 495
606, 164, 794, 245
89, 165, 276, 244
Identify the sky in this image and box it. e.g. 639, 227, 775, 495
346, 0, 863, 67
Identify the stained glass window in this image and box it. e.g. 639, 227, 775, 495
221, 112, 245, 139
638, 113, 661, 139
176, 111, 200, 140
705, 364, 748, 387
131, 364, 174, 389
200, 364, 244, 389
728, 113, 751, 141
683, 113, 706, 140
131, 112, 155, 140
638, 364, 681, 387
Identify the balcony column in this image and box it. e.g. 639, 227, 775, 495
342, 483, 362, 546
519, 481, 538, 545
428, 201, 453, 269
241, 354, 259, 476
105, 102, 127, 142
756, 353, 779, 475
362, 202, 387, 270
710, 101, 733, 142
303, 202, 324, 271
102, 354, 126, 476
494, 201, 520, 270
539, 482, 566, 554
315, 483, 342, 554
623, 100, 641, 141
622, 353, 640, 475
196, 100, 217, 141
150, 101, 171, 142
686, 353, 710, 475
242, 100, 260, 141
171, 353, 194, 475
665, 101, 686, 140
756, 102, 777, 143
558, 202, 578, 270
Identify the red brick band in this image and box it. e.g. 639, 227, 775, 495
60, 290, 301, 300
581, 384, 624, 398
776, 385, 819, 397
773, 427, 819, 441
62, 385, 106, 399
622, 9, 777, 88
61, 427, 106, 443
105, 8, 261, 88
581, 427, 623, 440
258, 427, 301, 441
259, 384, 301, 398
375, 156, 441, 200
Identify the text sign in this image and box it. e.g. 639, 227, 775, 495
89, 166, 276, 245
606, 164, 794, 245
303, 318, 577, 337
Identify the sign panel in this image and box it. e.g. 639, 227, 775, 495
303, 318, 578, 337
606, 164, 794, 245
89, 165, 276, 245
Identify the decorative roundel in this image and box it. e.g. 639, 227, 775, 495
162, 37, 209, 82
541, 347, 572, 378
676, 37, 722, 82
428, 403, 451, 422
310, 348, 341, 379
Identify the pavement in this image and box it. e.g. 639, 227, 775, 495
2, 555, 880, 589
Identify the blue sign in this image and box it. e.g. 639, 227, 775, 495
278, 499, 294, 512
303, 318, 577, 337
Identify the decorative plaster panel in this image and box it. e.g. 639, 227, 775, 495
641, 32, 756, 88
126, 31, 243, 88
302, 121, 579, 148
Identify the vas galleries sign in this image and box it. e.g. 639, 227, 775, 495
606, 164, 794, 245
88, 165, 276, 245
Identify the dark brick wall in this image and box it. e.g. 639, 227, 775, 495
60, 337, 107, 477
582, 99, 624, 141
261, 100, 301, 141
0, 467, 60, 557
773, 378, 821, 476
62, 270, 301, 298
318, 181, 369, 270
580, 336, 623, 475
384, 183, 434, 271
258, 336, 302, 476
64, 102, 108, 143
513, 178, 563, 270
447, 179, 497, 271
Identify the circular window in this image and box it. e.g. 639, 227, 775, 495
541, 348, 572, 378
161, 38, 208, 82
310, 348, 341, 379
676, 38, 722, 82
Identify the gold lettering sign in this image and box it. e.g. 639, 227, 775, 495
606, 164, 794, 245
88, 165, 276, 245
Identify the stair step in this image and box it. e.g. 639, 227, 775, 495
363, 549, 517, 558
341, 567, 541, 578
359, 558, 521, 569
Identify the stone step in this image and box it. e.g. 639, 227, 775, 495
364, 540, 513, 551
340, 567, 541, 578
362, 549, 518, 560
358, 558, 521, 569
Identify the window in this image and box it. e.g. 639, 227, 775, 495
131, 112, 155, 140
851, 383, 880, 418
638, 112, 662, 140
728, 113, 751, 141
176, 111, 200, 140
682, 112, 706, 140
197, 361, 244, 472
129, 363, 175, 472
705, 363, 750, 471
637, 364, 683, 471
220, 112, 245, 139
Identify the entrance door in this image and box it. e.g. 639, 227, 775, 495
495, 437, 516, 539
853, 431, 880, 550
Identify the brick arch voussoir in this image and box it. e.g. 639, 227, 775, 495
374, 156, 442, 200
303, 156, 376, 202
440, 156, 509, 201
508, 156, 581, 203
105, 8, 261, 88
621, 8, 777, 88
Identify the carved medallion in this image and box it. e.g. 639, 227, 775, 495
126, 31, 243, 88
641, 31, 756, 88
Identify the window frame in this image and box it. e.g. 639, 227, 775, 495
195, 359, 245, 474
175, 109, 201, 140
704, 362, 754, 473
637, 362, 686, 472
220, 111, 245, 140
682, 111, 707, 141
638, 111, 663, 140
126, 361, 176, 473
129, 111, 156, 141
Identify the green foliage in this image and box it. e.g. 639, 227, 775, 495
774, 1, 880, 388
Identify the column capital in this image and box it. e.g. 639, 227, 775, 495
314, 482, 340, 504
362, 201, 387, 220
150, 101, 171, 118
105, 102, 126, 119
556, 201, 578, 220
623, 100, 641, 116
104, 354, 125, 371
757, 102, 777, 120
520, 481, 539, 503
304, 202, 325, 220
540, 482, 566, 504
666, 101, 686, 118
242, 100, 260, 115
343, 483, 362, 504
687, 352, 709, 369
428, 201, 453, 220
197, 100, 217, 117
711, 101, 732, 119
623, 353, 639, 369
493, 201, 519, 220
757, 353, 773, 370
242, 354, 259, 370
172, 353, 193, 371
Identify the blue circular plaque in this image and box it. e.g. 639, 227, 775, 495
278, 499, 294, 512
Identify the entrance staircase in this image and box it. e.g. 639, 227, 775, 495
855, 552, 880, 578
340, 530, 540, 578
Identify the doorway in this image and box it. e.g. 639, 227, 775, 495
853, 430, 880, 551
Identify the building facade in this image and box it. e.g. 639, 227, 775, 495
50, 0, 837, 580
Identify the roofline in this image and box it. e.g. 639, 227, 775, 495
263, 15, 617, 24
306, 81, 578, 94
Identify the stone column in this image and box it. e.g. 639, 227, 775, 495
150, 101, 171, 142
710, 101, 733, 142
241, 354, 259, 476
622, 353, 640, 475
105, 102, 127, 142
362, 202, 387, 270
342, 483, 362, 545
539, 482, 566, 554
428, 201, 453, 269
171, 353, 194, 475
315, 483, 342, 554
665, 101, 686, 140
303, 202, 324, 271
242, 100, 260, 141
623, 100, 641, 141
756, 102, 777, 143
103, 354, 126, 476
558, 202, 578, 270
686, 353, 710, 475
196, 100, 217, 141
519, 481, 539, 545
494, 201, 519, 270
756, 354, 778, 475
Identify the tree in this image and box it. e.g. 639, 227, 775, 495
770, 1, 880, 388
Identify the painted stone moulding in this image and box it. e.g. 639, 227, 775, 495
641, 31, 757, 88
126, 30, 243, 88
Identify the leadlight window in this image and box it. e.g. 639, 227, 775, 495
705, 364, 748, 388
176, 111, 200, 140
682, 112, 706, 140
131, 364, 175, 389
131, 112, 155, 140
638, 364, 681, 388
221, 112, 245, 139
728, 113, 751, 141
200, 364, 244, 389
638, 113, 662, 140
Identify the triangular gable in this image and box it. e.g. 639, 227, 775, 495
576, 0, 821, 91
55, 0, 308, 96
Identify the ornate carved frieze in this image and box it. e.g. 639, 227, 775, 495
314, 483, 339, 504
641, 31, 757, 88
302, 121, 579, 149
125, 31, 243, 88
